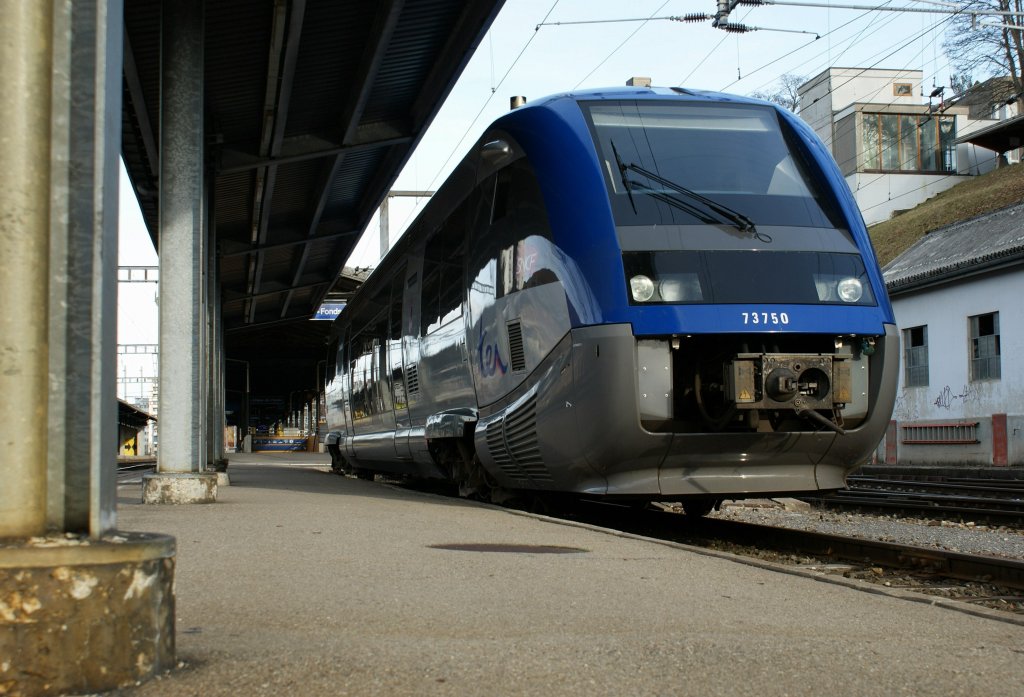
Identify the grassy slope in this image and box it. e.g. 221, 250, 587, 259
867, 162, 1024, 266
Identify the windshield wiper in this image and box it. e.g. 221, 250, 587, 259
610, 140, 638, 215
613, 152, 771, 243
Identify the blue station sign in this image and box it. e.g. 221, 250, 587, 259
312, 302, 346, 321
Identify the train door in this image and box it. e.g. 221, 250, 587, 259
388, 268, 413, 460
401, 259, 428, 461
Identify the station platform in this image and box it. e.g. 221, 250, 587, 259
115, 452, 1024, 696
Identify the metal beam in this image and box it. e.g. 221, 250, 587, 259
122, 31, 158, 178
243, 0, 306, 325
224, 279, 331, 303
216, 131, 412, 174
118, 265, 159, 282
280, 0, 405, 319
219, 227, 359, 258
118, 343, 159, 354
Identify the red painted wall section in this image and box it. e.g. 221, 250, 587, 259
885, 420, 898, 465
992, 413, 1008, 466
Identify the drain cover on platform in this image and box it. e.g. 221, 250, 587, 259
429, 543, 588, 554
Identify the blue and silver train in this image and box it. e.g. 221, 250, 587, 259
324, 85, 898, 513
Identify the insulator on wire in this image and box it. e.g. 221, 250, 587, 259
677, 13, 711, 23
720, 22, 753, 33
735, 0, 766, 5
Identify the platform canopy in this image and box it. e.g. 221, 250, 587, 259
121, 0, 504, 396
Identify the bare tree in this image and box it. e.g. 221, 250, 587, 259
943, 1, 1024, 109
950, 72, 976, 96
750, 74, 806, 112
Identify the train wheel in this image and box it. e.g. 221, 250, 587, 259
328, 445, 350, 475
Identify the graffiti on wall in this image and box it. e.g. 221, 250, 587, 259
892, 390, 920, 421
893, 382, 984, 421
933, 383, 981, 411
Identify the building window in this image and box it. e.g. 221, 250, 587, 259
861, 113, 956, 173
902, 325, 928, 386
969, 312, 1000, 381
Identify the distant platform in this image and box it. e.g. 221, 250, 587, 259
251, 435, 311, 452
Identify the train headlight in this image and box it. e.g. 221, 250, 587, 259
658, 278, 685, 302
630, 275, 656, 302
837, 277, 863, 303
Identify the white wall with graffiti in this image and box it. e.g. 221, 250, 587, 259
884, 268, 1023, 467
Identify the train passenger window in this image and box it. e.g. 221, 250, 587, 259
348, 302, 391, 422
420, 202, 469, 335
490, 169, 512, 224
472, 157, 556, 301
388, 271, 404, 341
325, 337, 339, 379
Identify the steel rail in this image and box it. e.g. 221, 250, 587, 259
801, 476, 1024, 523
564, 501, 1024, 592
683, 516, 1024, 591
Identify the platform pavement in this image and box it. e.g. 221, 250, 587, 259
110, 452, 1024, 697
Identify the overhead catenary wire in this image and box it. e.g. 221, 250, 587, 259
680, 0, 904, 90
680, 6, 995, 224
733, 1, 902, 93
389, 0, 564, 238
391, 1, 1011, 246
539, 12, 820, 37
571, 0, 673, 89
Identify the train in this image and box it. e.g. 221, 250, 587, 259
323, 84, 898, 515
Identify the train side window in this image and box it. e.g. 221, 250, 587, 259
348, 334, 375, 422
420, 201, 469, 335
491, 170, 512, 224
326, 337, 339, 380
495, 158, 555, 298
348, 291, 391, 421
389, 271, 404, 342
421, 261, 442, 335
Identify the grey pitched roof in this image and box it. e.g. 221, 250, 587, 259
882, 202, 1024, 294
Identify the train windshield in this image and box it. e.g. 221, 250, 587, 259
583, 100, 844, 229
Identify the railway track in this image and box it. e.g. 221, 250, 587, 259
116, 457, 155, 483
801, 475, 1024, 524
550, 500, 1024, 614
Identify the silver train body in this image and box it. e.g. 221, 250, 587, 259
324, 87, 899, 505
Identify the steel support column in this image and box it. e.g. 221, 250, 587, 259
0, 3, 175, 693
0, 1, 51, 538
144, 0, 216, 502
207, 203, 229, 481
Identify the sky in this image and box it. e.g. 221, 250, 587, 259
117, 0, 967, 396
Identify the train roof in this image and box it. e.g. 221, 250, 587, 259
509, 85, 772, 109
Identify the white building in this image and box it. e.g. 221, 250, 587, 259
797, 68, 1004, 225
953, 76, 1022, 174
878, 202, 1024, 468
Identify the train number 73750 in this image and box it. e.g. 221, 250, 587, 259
741, 311, 790, 326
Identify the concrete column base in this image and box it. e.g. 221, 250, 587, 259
0, 532, 176, 696
214, 471, 230, 487
142, 472, 218, 504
